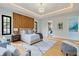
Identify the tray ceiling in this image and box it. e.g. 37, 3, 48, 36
15, 3, 70, 15
0, 3, 73, 18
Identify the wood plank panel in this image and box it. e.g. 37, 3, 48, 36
13, 12, 34, 28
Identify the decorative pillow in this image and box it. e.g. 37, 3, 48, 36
27, 29, 33, 34
0, 36, 7, 43
0, 42, 8, 48
19, 28, 26, 34
20, 28, 33, 34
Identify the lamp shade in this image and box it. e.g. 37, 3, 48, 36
13, 28, 18, 31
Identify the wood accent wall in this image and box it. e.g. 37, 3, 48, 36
13, 12, 34, 28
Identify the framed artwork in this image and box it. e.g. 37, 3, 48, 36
2, 15, 11, 35
69, 16, 78, 32
58, 22, 63, 29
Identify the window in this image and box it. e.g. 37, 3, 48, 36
2, 15, 11, 35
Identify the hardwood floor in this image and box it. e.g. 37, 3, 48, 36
44, 38, 79, 56
43, 41, 64, 56
11, 39, 65, 56
11, 38, 79, 56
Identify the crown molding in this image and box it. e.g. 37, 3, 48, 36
10, 3, 73, 18
40, 3, 73, 17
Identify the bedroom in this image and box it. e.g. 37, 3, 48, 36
0, 3, 79, 56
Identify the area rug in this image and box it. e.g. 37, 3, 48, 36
21, 40, 57, 56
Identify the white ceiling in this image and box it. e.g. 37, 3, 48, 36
15, 3, 70, 15
0, 3, 78, 19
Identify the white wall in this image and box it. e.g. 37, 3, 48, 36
1, 7, 79, 40
0, 8, 40, 40
41, 19, 48, 40
40, 11, 79, 40
0, 8, 13, 40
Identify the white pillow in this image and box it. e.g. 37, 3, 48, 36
20, 29, 26, 35
27, 29, 33, 34
0, 36, 7, 43
19, 28, 33, 34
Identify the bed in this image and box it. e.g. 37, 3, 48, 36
20, 28, 41, 45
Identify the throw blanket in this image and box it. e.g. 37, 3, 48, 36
36, 33, 43, 39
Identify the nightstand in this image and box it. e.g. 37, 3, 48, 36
12, 35, 20, 42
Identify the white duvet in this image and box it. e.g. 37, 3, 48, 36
21, 33, 40, 44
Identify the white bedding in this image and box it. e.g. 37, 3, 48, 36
21, 33, 40, 44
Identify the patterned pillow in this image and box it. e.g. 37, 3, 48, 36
0, 42, 8, 48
